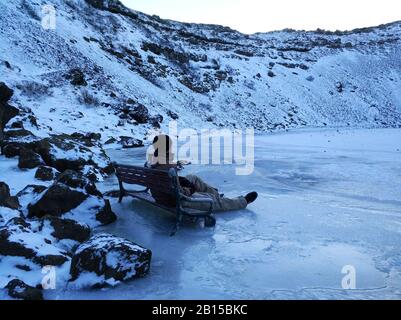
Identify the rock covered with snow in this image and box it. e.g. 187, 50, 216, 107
0, 218, 70, 267
41, 216, 91, 243
27, 181, 116, 227
69, 233, 152, 287
0, 82, 19, 143
119, 136, 144, 149
5, 279, 43, 300
2, 130, 114, 179
34, 166, 58, 182
0, 181, 20, 210
28, 183, 89, 219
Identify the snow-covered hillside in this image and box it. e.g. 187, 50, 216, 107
1, 0, 401, 141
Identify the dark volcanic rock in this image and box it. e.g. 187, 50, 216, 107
28, 183, 88, 218
33, 134, 111, 175
66, 68, 87, 86
95, 199, 117, 225
0, 219, 69, 266
17, 184, 47, 199
6, 279, 43, 300
2, 142, 22, 158
56, 170, 102, 197
167, 110, 179, 120
0, 182, 20, 210
70, 233, 152, 285
1, 196, 20, 210
0, 181, 10, 203
43, 216, 91, 243
0, 82, 14, 103
129, 104, 149, 124
0, 83, 19, 143
18, 148, 44, 169
35, 166, 57, 181
149, 114, 163, 129
119, 136, 144, 149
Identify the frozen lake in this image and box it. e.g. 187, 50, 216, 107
49, 128, 401, 299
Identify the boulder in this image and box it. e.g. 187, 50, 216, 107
0, 181, 20, 210
42, 216, 91, 243
56, 170, 102, 197
5, 279, 43, 300
16, 184, 47, 210
0, 207, 22, 226
0, 82, 13, 103
0, 181, 10, 203
149, 115, 163, 129
0, 85, 19, 143
119, 136, 144, 149
1, 196, 20, 210
0, 218, 69, 266
28, 183, 88, 219
167, 110, 179, 120
2, 142, 22, 158
70, 233, 152, 286
95, 199, 116, 225
18, 148, 44, 169
33, 134, 111, 175
66, 68, 87, 86
35, 166, 57, 181
4, 129, 35, 141
129, 104, 149, 124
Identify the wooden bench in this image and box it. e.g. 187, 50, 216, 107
114, 163, 216, 236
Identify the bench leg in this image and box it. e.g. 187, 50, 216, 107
170, 213, 183, 237
118, 180, 125, 203
205, 215, 216, 228
118, 188, 125, 203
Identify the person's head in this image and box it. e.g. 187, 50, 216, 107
152, 134, 174, 164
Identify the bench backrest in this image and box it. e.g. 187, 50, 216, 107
115, 164, 178, 195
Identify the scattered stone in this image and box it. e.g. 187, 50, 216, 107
35, 166, 57, 181
18, 148, 44, 169
0, 219, 69, 266
95, 199, 117, 225
66, 68, 87, 86
0, 181, 10, 203
336, 81, 344, 93
28, 183, 88, 219
119, 136, 144, 149
167, 110, 179, 120
150, 114, 163, 128
0, 82, 13, 103
70, 233, 152, 286
43, 216, 91, 243
306, 75, 315, 82
56, 170, 102, 197
6, 279, 43, 300
0, 181, 20, 210
129, 104, 149, 124
104, 137, 117, 145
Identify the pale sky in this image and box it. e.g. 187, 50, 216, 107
121, 0, 401, 34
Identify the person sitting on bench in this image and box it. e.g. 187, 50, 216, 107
145, 134, 258, 212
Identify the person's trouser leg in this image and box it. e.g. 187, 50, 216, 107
182, 175, 247, 212
185, 174, 220, 196
181, 192, 247, 212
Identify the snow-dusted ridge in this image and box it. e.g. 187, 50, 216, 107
1, 0, 401, 142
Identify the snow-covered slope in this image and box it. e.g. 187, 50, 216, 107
1, 0, 401, 142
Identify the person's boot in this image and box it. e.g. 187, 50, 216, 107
245, 192, 258, 204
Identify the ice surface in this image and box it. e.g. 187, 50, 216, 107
42, 128, 401, 299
